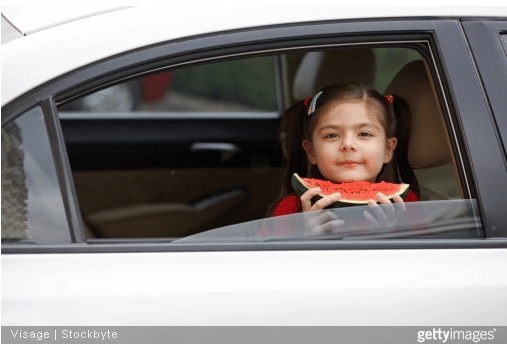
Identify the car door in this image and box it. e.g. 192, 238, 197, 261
3, 13, 507, 328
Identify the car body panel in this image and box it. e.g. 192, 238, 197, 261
3, 249, 507, 325
1, 6, 128, 35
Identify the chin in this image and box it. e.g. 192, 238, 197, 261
328, 177, 361, 183
334, 174, 372, 183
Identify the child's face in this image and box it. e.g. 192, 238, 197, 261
303, 101, 397, 183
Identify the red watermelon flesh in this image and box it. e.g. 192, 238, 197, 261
302, 179, 402, 200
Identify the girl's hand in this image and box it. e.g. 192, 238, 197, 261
301, 188, 344, 236
300, 187, 341, 212
363, 193, 406, 233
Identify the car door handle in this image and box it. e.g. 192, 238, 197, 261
190, 142, 241, 162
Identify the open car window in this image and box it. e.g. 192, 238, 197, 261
52, 43, 474, 242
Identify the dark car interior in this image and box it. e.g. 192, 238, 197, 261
57, 45, 463, 240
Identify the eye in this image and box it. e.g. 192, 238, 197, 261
324, 133, 339, 139
359, 132, 372, 137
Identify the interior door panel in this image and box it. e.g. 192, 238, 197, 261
62, 117, 284, 238
72, 167, 284, 238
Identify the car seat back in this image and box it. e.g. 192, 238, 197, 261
292, 48, 376, 101
385, 60, 451, 169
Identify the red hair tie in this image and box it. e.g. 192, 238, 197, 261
304, 97, 312, 107
385, 95, 394, 104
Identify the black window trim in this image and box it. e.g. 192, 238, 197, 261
3, 18, 507, 253
43, 98, 87, 244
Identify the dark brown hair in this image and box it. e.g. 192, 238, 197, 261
266, 83, 420, 216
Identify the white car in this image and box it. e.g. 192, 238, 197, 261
2, 6, 507, 330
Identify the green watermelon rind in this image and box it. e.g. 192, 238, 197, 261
291, 173, 410, 208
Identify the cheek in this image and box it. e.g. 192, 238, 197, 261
362, 145, 387, 166
314, 143, 334, 160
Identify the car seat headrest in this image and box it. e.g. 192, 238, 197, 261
385, 60, 451, 169
292, 49, 376, 100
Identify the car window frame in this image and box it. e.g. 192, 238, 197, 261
3, 18, 507, 254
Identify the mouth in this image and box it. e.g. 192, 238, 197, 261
338, 160, 362, 169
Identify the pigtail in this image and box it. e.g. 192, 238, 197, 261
392, 95, 420, 199
266, 101, 308, 216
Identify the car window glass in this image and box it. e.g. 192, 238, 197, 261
372, 48, 422, 93
1, 107, 72, 244
56, 45, 471, 242
174, 200, 481, 243
60, 56, 278, 117
502, 34, 507, 55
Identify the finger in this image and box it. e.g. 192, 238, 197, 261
318, 210, 340, 223
306, 211, 336, 227
323, 210, 340, 221
312, 193, 341, 211
319, 219, 345, 234
305, 224, 327, 236
304, 219, 332, 236
367, 201, 389, 228
307, 210, 341, 229
393, 195, 404, 203
376, 192, 391, 204
300, 187, 321, 212
376, 193, 395, 221
363, 210, 380, 230
304, 211, 343, 236
392, 195, 407, 213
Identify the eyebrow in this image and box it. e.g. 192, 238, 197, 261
317, 123, 382, 132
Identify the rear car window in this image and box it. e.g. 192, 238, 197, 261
53, 44, 479, 242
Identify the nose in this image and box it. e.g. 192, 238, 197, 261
340, 135, 356, 151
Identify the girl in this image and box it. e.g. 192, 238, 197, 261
266, 83, 420, 230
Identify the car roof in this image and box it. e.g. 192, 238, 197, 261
2, 6, 507, 108
2, 7, 129, 36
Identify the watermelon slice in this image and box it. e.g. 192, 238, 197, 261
291, 173, 410, 208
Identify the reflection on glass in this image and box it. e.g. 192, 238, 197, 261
373, 48, 422, 93
60, 56, 278, 114
173, 200, 481, 243
1, 107, 71, 244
